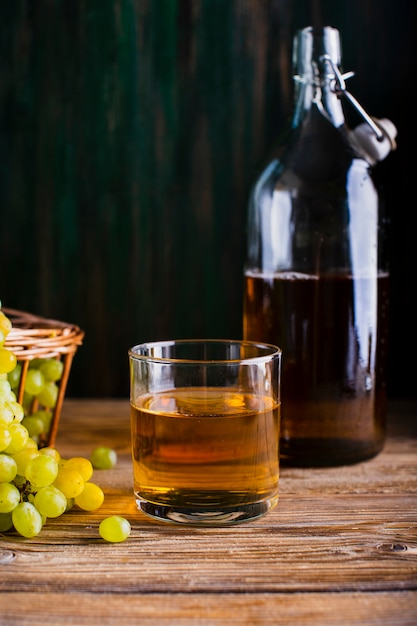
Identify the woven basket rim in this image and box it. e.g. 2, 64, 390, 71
3, 307, 84, 358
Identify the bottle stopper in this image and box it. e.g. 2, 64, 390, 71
349, 118, 397, 164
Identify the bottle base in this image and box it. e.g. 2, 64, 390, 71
280, 438, 385, 467
135, 495, 279, 526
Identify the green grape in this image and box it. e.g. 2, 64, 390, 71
0, 348, 17, 375
21, 416, 44, 438
34, 485, 67, 518
53, 467, 84, 498
24, 369, 45, 396
0, 511, 13, 532
25, 454, 59, 488
90, 446, 117, 469
0, 453, 17, 482
65, 456, 93, 481
24, 437, 39, 450
0, 404, 14, 425
3, 422, 29, 454
39, 446, 60, 462
22, 391, 34, 411
37, 381, 58, 408
0, 424, 12, 452
11, 447, 40, 475
0, 482, 21, 513
7, 401, 24, 423
99, 516, 131, 543
31, 409, 52, 432
0, 379, 13, 402
39, 359, 64, 382
12, 501, 43, 538
74, 481, 104, 511
0, 310, 12, 338
29, 358, 47, 370
7, 362, 22, 389
22, 415, 44, 438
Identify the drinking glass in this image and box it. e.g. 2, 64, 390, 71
128, 339, 281, 525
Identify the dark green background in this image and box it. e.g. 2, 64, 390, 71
0, 0, 413, 398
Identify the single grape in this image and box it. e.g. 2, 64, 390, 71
24, 369, 45, 396
0, 310, 12, 338
0, 403, 14, 425
0, 348, 17, 375
11, 447, 40, 476
3, 422, 29, 454
0, 378, 13, 402
0, 425, 12, 452
24, 437, 39, 450
0, 482, 21, 513
25, 454, 59, 488
53, 467, 84, 498
31, 409, 52, 432
7, 363, 22, 389
8, 400, 24, 422
90, 446, 117, 469
74, 481, 104, 511
12, 501, 43, 537
21, 415, 44, 438
65, 457, 93, 481
39, 446, 60, 462
0, 453, 18, 482
99, 516, 131, 543
34, 485, 67, 518
37, 381, 58, 408
22, 391, 34, 411
0, 404, 14, 425
29, 358, 49, 370
39, 359, 64, 382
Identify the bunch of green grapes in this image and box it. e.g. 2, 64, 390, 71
7, 354, 64, 447
0, 307, 130, 543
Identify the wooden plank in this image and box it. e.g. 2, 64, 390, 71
1, 491, 416, 594
0, 400, 416, 601
1, 591, 417, 626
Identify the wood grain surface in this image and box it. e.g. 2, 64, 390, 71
0, 399, 416, 625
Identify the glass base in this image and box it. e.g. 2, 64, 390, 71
135, 496, 279, 526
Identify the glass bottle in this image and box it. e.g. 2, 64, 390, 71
243, 26, 396, 466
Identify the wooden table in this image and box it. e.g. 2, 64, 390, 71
1, 399, 416, 625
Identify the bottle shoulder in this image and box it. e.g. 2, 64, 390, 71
251, 108, 377, 198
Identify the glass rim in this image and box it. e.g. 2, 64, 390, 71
128, 338, 281, 365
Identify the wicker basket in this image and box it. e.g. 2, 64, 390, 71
3, 307, 84, 448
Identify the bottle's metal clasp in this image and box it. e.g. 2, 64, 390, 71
320, 54, 390, 146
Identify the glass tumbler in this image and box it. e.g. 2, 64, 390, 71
128, 339, 281, 526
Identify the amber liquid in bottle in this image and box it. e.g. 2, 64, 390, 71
244, 271, 389, 466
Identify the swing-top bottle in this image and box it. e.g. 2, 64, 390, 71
243, 26, 396, 466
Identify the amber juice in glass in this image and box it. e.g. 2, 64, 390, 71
129, 340, 281, 526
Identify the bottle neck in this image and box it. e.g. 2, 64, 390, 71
292, 78, 345, 128
292, 26, 345, 129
